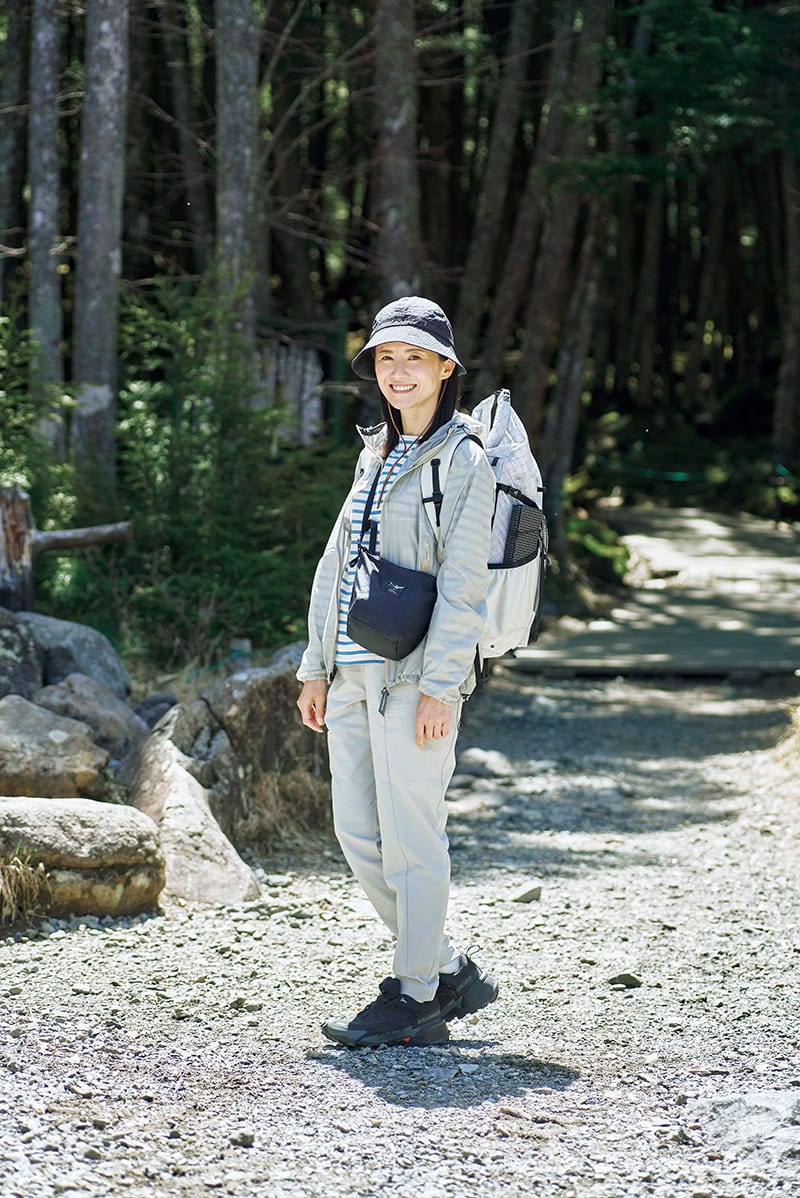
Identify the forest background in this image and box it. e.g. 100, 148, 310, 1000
1, 0, 799, 674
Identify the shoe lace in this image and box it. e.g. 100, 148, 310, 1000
354, 977, 402, 1020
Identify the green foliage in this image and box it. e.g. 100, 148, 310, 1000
567, 510, 631, 583
34, 279, 357, 666
598, 0, 800, 180
0, 306, 75, 514
582, 408, 799, 521
0, 312, 39, 489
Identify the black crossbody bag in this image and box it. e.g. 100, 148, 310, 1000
346, 469, 438, 661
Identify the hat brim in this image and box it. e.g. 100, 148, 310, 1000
351, 324, 466, 380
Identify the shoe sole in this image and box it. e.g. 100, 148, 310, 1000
321, 1018, 450, 1049
441, 972, 499, 1022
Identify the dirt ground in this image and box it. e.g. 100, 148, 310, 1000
2, 668, 799, 1198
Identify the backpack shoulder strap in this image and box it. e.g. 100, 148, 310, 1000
421, 432, 485, 539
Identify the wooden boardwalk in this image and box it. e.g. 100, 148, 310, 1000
512, 507, 800, 678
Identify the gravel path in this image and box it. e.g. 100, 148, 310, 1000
2, 670, 799, 1198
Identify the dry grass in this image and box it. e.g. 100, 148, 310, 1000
0, 852, 52, 926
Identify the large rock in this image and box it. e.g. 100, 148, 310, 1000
0, 608, 43, 700
34, 673, 148, 760
0, 796, 164, 916
122, 713, 260, 905
133, 692, 177, 728
15, 612, 130, 699
181, 642, 331, 848
696, 1089, 800, 1172
119, 643, 330, 895
0, 694, 109, 798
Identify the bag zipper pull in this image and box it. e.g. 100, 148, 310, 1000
378, 686, 389, 716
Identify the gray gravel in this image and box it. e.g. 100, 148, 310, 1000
2, 670, 800, 1198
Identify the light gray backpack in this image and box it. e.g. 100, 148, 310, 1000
421, 388, 548, 660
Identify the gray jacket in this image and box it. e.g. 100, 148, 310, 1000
296, 415, 495, 705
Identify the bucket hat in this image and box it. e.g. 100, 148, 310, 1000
351, 296, 466, 380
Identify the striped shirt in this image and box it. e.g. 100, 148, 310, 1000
335, 437, 416, 666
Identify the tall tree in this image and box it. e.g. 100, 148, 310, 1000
28, 0, 64, 457
0, 2, 30, 305
161, 0, 213, 275
682, 159, 728, 412
215, 0, 260, 333
453, 0, 535, 364
513, 0, 611, 435
775, 150, 800, 470
71, 0, 129, 484
372, 0, 421, 300
471, 0, 576, 403
541, 199, 605, 559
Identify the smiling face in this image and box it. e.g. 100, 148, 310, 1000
374, 342, 456, 436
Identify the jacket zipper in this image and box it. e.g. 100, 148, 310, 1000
379, 660, 390, 716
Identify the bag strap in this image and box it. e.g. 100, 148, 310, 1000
421, 433, 483, 537
358, 467, 381, 555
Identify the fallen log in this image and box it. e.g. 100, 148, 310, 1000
0, 486, 131, 611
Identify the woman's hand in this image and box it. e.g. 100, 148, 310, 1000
416, 693, 453, 748
297, 680, 328, 732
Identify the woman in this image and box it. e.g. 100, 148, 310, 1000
297, 296, 498, 1047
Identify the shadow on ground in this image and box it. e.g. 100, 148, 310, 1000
312, 1044, 579, 1110
463, 677, 792, 764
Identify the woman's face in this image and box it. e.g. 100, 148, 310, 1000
374, 342, 455, 435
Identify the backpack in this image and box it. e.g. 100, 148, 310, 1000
421, 388, 549, 661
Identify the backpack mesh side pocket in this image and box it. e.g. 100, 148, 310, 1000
496, 502, 547, 569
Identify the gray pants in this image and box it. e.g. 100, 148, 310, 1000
326, 663, 461, 1002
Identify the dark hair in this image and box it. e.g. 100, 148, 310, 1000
378, 364, 463, 459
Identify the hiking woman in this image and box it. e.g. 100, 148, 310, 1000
296, 297, 499, 1047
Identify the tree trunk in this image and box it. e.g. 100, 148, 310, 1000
0, 2, 30, 305
161, 0, 213, 275
683, 159, 728, 413
541, 201, 605, 565
72, 0, 129, 485
609, 0, 657, 403
28, 0, 64, 458
471, 0, 576, 404
215, 0, 260, 335
514, 191, 583, 436
0, 486, 130, 612
775, 152, 800, 471
513, 0, 610, 435
453, 0, 535, 363
371, 0, 422, 301
123, 2, 154, 282
419, 38, 459, 302
0, 488, 35, 611
270, 55, 325, 323
629, 182, 664, 408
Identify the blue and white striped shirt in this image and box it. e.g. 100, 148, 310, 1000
335, 437, 416, 666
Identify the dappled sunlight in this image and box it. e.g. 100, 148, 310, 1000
524, 505, 800, 676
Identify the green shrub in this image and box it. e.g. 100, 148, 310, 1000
33, 279, 357, 666
584, 408, 798, 520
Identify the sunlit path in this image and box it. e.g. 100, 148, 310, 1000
515, 507, 800, 677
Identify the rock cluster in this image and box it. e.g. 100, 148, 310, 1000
0, 609, 327, 919
0, 797, 164, 916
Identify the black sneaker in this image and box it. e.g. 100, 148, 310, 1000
437, 953, 499, 1022
322, 977, 449, 1048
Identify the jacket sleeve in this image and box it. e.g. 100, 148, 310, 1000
419, 438, 494, 704
296, 451, 368, 683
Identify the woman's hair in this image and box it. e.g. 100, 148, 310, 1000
378, 361, 463, 458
